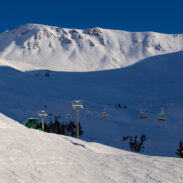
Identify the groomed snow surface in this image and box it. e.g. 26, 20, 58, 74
0, 113, 183, 183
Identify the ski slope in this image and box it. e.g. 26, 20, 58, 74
0, 113, 183, 183
0, 50, 182, 157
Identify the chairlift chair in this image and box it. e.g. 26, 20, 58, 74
139, 112, 148, 119
158, 114, 166, 121
86, 113, 91, 117
102, 107, 108, 118
158, 107, 166, 121
65, 108, 72, 120
86, 108, 92, 117
102, 112, 108, 118
139, 106, 148, 119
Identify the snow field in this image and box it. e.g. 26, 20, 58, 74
0, 24, 183, 182
0, 24, 183, 72
0, 113, 183, 183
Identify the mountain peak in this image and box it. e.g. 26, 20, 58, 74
0, 23, 183, 72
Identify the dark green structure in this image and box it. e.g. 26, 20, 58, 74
25, 118, 42, 130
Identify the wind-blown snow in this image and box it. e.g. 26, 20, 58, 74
0, 24, 183, 71
0, 113, 183, 183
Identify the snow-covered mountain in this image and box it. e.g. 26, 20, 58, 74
0, 113, 183, 183
0, 23, 183, 71
0, 24, 183, 158
1, 23, 183, 182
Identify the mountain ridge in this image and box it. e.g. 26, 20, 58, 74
0, 24, 183, 159
0, 23, 183, 72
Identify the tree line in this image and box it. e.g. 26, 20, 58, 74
40, 115, 83, 137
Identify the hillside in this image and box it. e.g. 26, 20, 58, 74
0, 24, 183, 71
0, 113, 183, 183
0, 50, 182, 157
0, 24, 183, 158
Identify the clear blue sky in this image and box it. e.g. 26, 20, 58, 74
0, 0, 183, 33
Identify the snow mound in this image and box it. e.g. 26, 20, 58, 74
0, 113, 183, 183
0, 23, 183, 71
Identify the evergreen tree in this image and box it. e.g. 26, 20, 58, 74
53, 115, 61, 134
129, 136, 134, 151
44, 122, 50, 132
54, 120, 60, 134
60, 122, 66, 135
79, 122, 83, 136
176, 140, 183, 158
48, 120, 54, 133
122, 136, 129, 141
44, 117, 84, 138
67, 121, 76, 137
127, 134, 147, 152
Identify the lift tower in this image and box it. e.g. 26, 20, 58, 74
72, 100, 83, 138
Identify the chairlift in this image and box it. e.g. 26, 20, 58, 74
65, 108, 72, 121
139, 106, 148, 119
86, 108, 91, 117
158, 107, 166, 121
102, 107, 108, 118
102, 112, 108, 118
72, 100, 83, 109
139, 112, 148, 119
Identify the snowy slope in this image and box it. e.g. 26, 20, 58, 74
0, 23, 183, 158
0, 113, 183, 183
0, 24, 183, 71
0, 50, 182, 157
